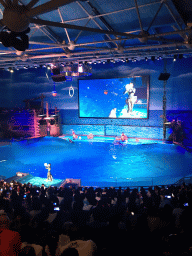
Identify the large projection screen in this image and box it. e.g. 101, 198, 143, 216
78, 76, 149, 119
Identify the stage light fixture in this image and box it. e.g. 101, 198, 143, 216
145, 57, 148, 61
151, 56, 155, 61
8, 67, 14, 73
178, 54, 183, 59
125, 58, 129, 63
158, 73, 170, 81
52, 91, 57, 96
173, 55, 177, 61
78, 65, 83, 73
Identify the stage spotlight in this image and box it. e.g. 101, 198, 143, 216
8, 67, 14, 73
78, 65, 83, 73
173, 55, 177, 61
145, 57, 148, 61
125, 58, 129, 63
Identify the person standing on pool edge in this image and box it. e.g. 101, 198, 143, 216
45, 163, 53, 181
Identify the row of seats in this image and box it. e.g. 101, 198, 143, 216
1, 180, 192, 255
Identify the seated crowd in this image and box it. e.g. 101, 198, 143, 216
1, 180, 192, 255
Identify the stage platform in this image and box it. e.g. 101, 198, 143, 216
5, 173, 64, 187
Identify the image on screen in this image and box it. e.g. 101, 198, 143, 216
78, 76, 149, 119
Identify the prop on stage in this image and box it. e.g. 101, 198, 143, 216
16, 172, 29, 177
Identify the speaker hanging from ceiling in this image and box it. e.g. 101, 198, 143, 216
158, 73, 170, 81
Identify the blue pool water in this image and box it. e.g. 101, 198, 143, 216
0, 136, 192, 187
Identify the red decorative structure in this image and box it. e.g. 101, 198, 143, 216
0, 95, 61, 139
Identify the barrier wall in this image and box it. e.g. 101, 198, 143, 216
61, 124, 166, 139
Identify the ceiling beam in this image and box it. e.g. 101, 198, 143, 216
26, 0, 41, 10
77, 1, 117, 48
29, 17, 192, 46
60, 0, 162, 24
27, 0, 77, 18
29, 17, 140, 38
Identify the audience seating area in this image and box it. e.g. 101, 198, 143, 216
1, 180, 192, 255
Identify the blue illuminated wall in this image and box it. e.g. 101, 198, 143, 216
0, 57, 192, 142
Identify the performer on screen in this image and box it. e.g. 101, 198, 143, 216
123, 83, 137, 113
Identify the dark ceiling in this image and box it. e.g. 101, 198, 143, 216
0, 0, 192, 69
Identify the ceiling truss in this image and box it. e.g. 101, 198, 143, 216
0, 0, 191, 69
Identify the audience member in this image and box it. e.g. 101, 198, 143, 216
0, 211, 21, 255
1, 180, 192, 256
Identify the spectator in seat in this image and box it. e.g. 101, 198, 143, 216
0, 210, 21, 255
60, 247, 79, 256
19, 245, 36, 256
